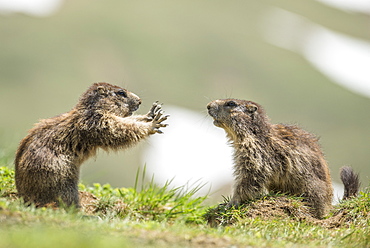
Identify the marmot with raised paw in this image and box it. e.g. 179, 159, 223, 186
15, 82, 169, 207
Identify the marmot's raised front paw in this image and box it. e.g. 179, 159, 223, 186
146, 101, 162, 120
149, 101, 169, 134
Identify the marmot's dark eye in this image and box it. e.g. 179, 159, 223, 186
116, 90, 127, 97
225, 101, 237, 107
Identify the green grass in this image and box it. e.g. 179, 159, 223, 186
1, 164, 369, 248
79, 167, 207, 223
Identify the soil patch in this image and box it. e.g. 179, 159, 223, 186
204, 195, 360, 228
79, 191, 99, 215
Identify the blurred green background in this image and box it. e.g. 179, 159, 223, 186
0, 0, 369, 191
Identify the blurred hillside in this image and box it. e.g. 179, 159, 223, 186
0, 0, 369, 190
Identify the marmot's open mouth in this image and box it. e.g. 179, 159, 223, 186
208, 110, 220, 126
126, 106, 139, 117
131, 105, 140, 113
213, 119, 222, 127
208, 109, 216, 118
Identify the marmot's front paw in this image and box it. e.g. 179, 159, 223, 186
150, 104, 169, 134
146, 101, 162, 121
225, 198, 241, 209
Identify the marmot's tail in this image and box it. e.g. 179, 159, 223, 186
340, 166, 360, 200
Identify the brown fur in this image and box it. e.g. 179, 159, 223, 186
207, 99, 359, 218
340, 166, 360, 200
15, 82, 168, 207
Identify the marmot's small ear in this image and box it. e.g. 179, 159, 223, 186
246, 104, 258, 113
97, 86, 106, 95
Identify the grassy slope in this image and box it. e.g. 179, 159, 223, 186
1, 166, 369, 248
0, 2, 369, 246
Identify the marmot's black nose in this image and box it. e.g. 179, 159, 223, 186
207, 104, 211, 110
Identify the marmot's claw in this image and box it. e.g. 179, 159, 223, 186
157, 123, 168, 128
153, 111, 164, 121
225, 200, 240, 209
148, 102, 169, 134
158, 117, 168, 124
147, 101, 163, 119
